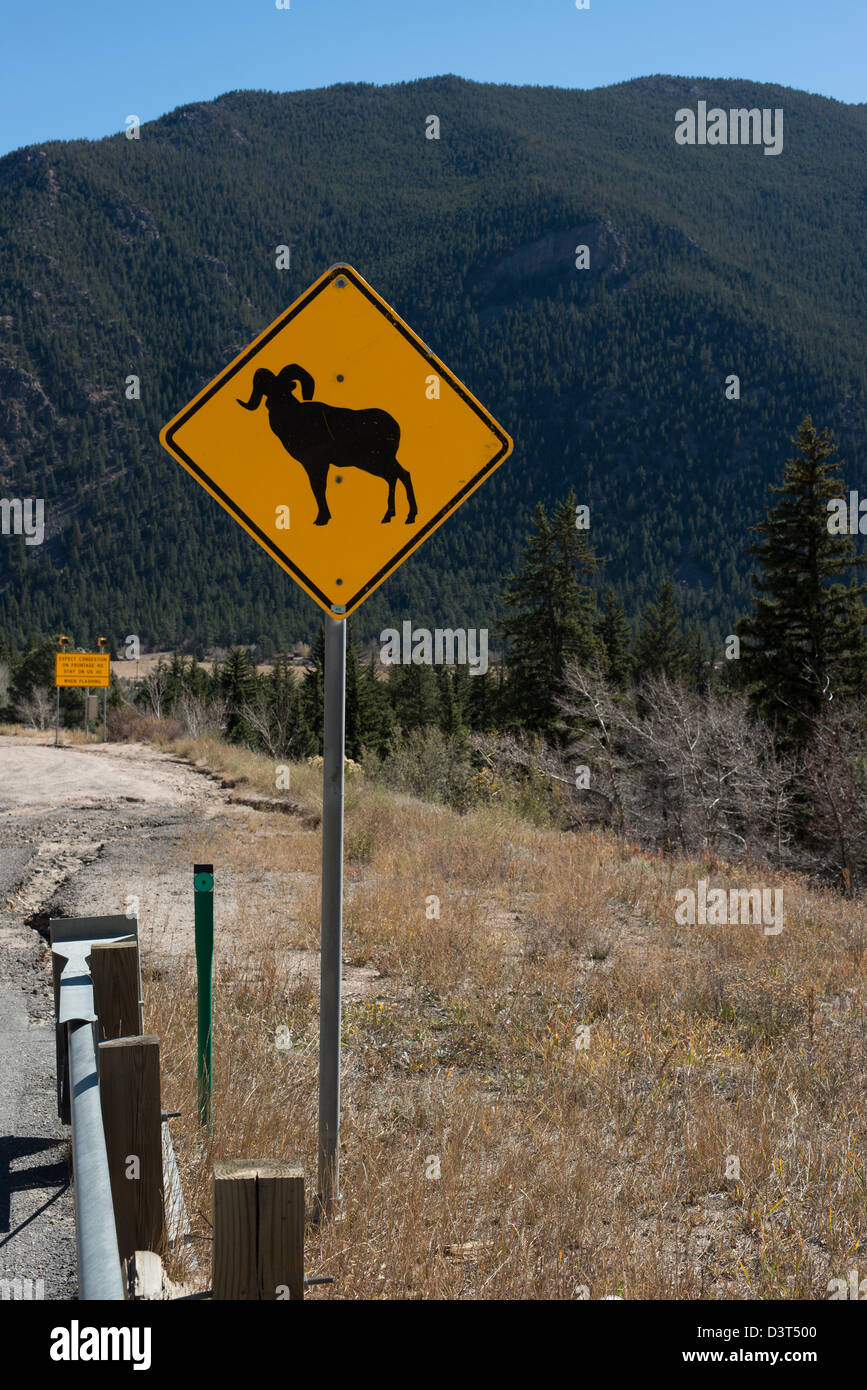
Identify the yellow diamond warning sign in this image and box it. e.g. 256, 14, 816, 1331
159, 264, 512, 619
55, 652, 110, 687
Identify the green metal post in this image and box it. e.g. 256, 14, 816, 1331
193, 864, 214, 1127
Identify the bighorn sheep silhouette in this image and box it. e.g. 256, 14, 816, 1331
237, 364, 417, 527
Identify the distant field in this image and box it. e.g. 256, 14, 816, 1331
146, 732, 866, 1300
109, 651, 311, 680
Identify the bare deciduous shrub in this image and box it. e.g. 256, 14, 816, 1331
140, 664, 169, 718
561, 665, 799, 867
801, 700, 867, 897
237, 691, 300, 759
16, 684, 54, 730
107, 705, 183, 742
176, 692, 228, 740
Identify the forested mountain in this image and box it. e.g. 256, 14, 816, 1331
1, 74, 865, 652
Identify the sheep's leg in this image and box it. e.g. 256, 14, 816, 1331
306, 463, 331, 525
382, 475, 396, 523
399, 466, 418, 524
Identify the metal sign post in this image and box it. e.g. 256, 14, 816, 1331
159, 261, 513, 1223
98, 637, 108, 742
317, 616, 346, 1220
84, 686, 89, 742
55, 636, 68, 748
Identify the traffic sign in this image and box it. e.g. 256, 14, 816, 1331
159, 264, 512, 619
55, 652, 110, 688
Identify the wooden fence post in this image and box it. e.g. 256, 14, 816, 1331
91, 939, 142, 1040
98, 1035, 165, 1265
213, 1159, 304, 1300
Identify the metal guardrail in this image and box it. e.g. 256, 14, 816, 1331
67, 1018, 125, 1300
51, 915, 141, 1302
50, 912, 315, 1301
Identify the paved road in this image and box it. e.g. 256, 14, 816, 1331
0, 846, 76, 1300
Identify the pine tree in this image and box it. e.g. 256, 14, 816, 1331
186, 657, 211, 699
166, 650, 190, 707
264, 655, 294, 757
301, 627, 325, 751
736, 417, 867, 742
345, 638, 363, 761
451, 660, 472, 725
499, 492, 603, 740
597, 587, 633, 687
436, 665, 465, 741
683, 627, 712, 692
287, 677, 318, 758
467, 666, 495, 730
357, 654, 394, 755
9, 638, 57, 708
633, 579, 686, 683
221, 647, 258, 743
388, 659, 440, 731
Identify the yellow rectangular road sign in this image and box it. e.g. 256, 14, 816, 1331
159, 264, 513, 620
55, 652, 110, 688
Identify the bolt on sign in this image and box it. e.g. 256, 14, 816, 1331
159, 264, 513, 618
55, 653, 110, 687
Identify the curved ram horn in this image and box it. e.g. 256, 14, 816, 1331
236, 368, 276, 410
277, 363, 316, 401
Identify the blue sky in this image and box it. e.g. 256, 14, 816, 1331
2, 0, 863, 156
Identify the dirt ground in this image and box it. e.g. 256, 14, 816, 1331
4, 732, 860, 1306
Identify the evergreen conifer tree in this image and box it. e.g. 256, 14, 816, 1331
357, 653, 394, 756
467, 666, 495, 730
451, 661, 472, 728
287, 675, 318, 758
301, 627, 325, 751
597, 587, 633, 687
388, 659, 440, 731
166, 650, 189, 707
683, 627, 712, 692
345, 637, 364, 761
633, 579, 686, 683
499, 491, 603, 740
220, 646, 258, 743
736, 417, 867, 741
436, 665, 467, 743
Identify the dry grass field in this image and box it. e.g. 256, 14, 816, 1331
145, 735, 866, 1300
107, 650, 314, 682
